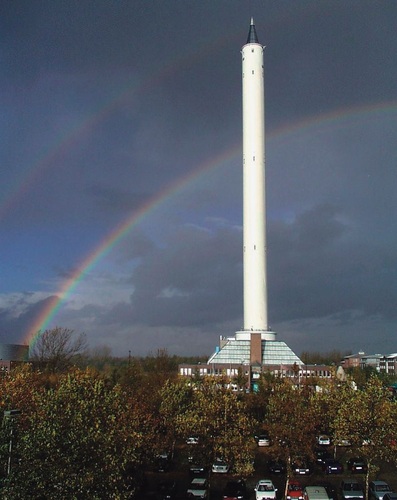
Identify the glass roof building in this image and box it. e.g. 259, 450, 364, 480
207, 334, 303, 367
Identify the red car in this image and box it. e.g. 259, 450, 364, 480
286, 479, 304, 500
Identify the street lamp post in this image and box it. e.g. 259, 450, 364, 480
3, 409, 21, 475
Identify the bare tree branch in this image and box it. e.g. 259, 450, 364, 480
30, 327, 88, 372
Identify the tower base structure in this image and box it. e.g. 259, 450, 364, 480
207, 332, 303, 367
206, 332, 304, 390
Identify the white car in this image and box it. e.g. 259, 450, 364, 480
257, 434, 271, 447
316, 434, 331, 446
211, 459, 230, 473
255, 479, 277, 500
334, 437, 351, 447
187, 477, 209, 499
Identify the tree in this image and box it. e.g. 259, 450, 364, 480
2, 369, 157, 498
333, 376, 397, 498
0, 365, 45, 480
244, 371, 280, 424
300, 349, 350, 365
160, 378, 255, 476
30, 327, 88, 372
310, 376, 349, 438
232, 367, 249, 391
159, 378, 194, 454
266, 380, 318, 486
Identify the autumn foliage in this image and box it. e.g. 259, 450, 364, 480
0, 362, 396, 498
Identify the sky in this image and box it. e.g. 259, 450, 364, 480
1, 1, 397, 358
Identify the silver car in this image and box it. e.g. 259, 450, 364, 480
341, 480, 364, 500
369, 481, 393, 500
211, 460, 229, 473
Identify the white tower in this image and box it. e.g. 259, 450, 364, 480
237, 18, 275, 341
207, 20, 303, 369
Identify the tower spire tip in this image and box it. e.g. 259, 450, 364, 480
246, 18, 259, 44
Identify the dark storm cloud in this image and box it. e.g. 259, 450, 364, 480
86, 185, 151, 213
1, 2, 152, 81
99, 200, 397, 334
103, 223, 242, 328
266, 1, 397, 122
269, 203, 397, 322
0, 295, 57, 343
114, 228, 157, 262
1, 1, 397, 356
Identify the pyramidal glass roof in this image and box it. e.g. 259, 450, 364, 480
208, 339, 303, 366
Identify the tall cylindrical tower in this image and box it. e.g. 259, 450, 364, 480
207, 20, 303, 368
240, 19, 275, 341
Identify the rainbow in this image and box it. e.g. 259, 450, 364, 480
0, 29, 235, 222
24, 145, 241, 346
0, 80, 135, 221
24, 99, 397, 347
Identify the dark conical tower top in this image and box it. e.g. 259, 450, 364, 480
246, 17, 259, 44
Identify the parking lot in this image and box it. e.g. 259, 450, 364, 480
140, 444, 397, 499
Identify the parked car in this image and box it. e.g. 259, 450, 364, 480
383, 494, 397, 500
334, 438, 352, 446
316, 434, 331, 446
254, 479, 277, 500
256, 433, 271, 447
314, 449, 332, 465
212, 460, 230, 474
223, 479, 246, 500
322, 458, 343, 474
186, 436, 199, 445
187, 478, 209, 499
341, 480, 364, 500
267, 459, 286, 474
316, 482, 337, 500
286, 479, 304, 500
292, 458, 313, 475
190, 464, 208, 476
158, 480, 177, 500
304, 486, 330, 500
157, 457, 170, 472
369, 481, 393, 500
158, 450, 171, 460
346, 457, 368, 474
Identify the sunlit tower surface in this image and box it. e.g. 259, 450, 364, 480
208, 20, 302, 369
241, 18, 272, 338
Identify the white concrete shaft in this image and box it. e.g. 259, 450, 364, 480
242, 39, 274, 340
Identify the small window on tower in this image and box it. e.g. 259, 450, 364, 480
252, 70, 254, 74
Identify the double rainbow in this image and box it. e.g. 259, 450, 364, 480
23, 100, 397, 347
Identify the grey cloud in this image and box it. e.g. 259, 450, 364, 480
107, 223, 242, 328
269, 204, 397, 322
1, 2, 397, 357
0, 295, 57, 343
87, 185, 151, 213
